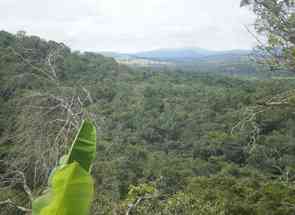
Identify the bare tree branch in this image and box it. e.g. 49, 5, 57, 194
0, 199, 31, 213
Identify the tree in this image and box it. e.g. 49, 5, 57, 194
241, 0, 295, 72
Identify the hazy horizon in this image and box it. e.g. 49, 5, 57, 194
99, 46, 253, 55
1, 0, 256, 53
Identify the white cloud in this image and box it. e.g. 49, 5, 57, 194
0, 0, 256, 52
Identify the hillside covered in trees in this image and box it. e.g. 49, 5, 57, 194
1, 29, 295, 215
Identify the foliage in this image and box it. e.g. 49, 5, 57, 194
241, 0, 295, 72
1, 30, 295, 215
32, 120, 96, 215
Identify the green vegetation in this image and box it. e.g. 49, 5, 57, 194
241, 0, 295, 72
32, 120, 96, 215
1, 29, 295, 215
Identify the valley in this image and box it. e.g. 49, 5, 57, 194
1, 30, 295, 214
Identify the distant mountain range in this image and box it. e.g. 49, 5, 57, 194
100, 47, 252, 62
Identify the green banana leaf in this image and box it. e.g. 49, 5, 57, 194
32, 120, 96, 215
39, 162, 94, 215
32, 191, 52, 215
67, 120, 96, 172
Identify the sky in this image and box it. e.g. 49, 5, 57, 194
0, 0, 256, 53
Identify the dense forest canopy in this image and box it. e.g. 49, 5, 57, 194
0, 29, 295, 214
0, 1, 295, 215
